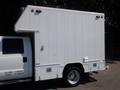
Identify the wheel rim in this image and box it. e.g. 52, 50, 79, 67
67, 70, 80, 85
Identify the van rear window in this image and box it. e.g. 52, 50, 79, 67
2, 38, 24, 54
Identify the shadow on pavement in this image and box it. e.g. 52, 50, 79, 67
0, 75, 97, 90
106, 59, 120, 65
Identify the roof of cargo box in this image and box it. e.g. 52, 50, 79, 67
27, 5, 104, 15
15, 5, 104, 32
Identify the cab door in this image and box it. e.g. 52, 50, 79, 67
0, 37, 32, 81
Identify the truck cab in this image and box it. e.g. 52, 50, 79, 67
0, 36, 32, 81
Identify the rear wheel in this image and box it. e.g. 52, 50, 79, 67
63, 67, 83, 87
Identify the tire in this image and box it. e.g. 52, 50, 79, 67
63, 67, 83, 87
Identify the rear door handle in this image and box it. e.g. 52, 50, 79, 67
23, 57, 27, 63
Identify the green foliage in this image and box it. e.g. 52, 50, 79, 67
32, 0, 66, 8
30, 0, 104, 12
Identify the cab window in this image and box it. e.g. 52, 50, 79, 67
2, 38, 24, 54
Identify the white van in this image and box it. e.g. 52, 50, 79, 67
0, 5, 105, 86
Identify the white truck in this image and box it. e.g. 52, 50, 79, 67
0, 5, 105, 86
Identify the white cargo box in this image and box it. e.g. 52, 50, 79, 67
15, 5, 105, 81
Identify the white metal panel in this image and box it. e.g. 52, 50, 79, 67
36, 65, 59, 80
15, 6, 41, 32
0, 54, 23, 70
0, 54, 24, 80
23, 37, 33, 77
15, 5, 104, 32
15, 5, 105, 81
0, 37, 2, 55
